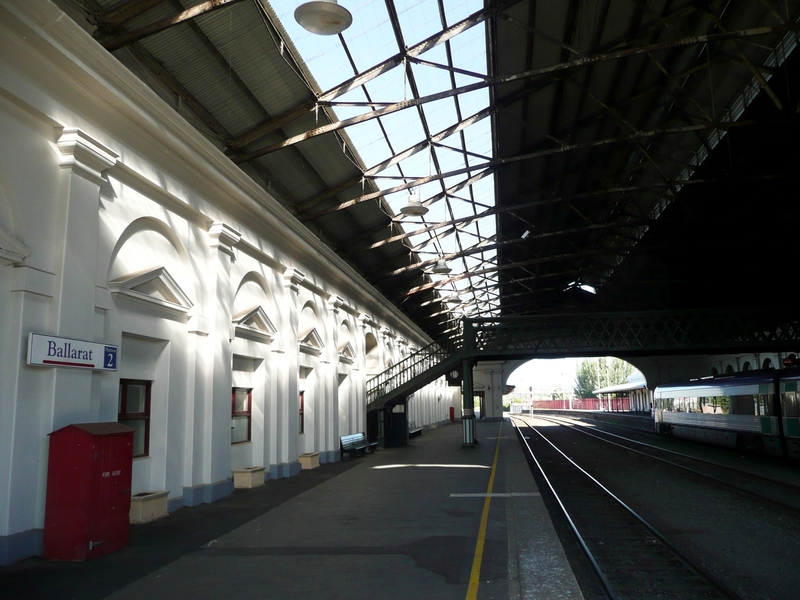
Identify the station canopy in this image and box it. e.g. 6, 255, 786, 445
59, 0, 800, 343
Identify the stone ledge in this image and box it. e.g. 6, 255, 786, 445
232, 466, 266, 488
299, 452, 320, 470
130, 491, 169, 524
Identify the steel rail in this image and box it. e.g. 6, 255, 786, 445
512, 415, 742, 600
508, 417, 618, 600
534, 413, 800, 512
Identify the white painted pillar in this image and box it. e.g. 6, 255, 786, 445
327, 295, 343, 462
474, 361, 506, 420
380, 326, 395, 369
50, 129, 117, 430
184, 317, 205, 502
357, 313, 371, 433
0, 253, 53, 559
281, 268, 303, 475
198, 222, 240, 499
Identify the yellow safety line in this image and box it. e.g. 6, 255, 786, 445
465, 420, 504, 600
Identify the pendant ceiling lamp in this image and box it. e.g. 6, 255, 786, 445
399, 190, 428, 216
431, 260, 451, 275
294, 1, 352, 36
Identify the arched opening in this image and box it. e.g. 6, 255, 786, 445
337, 319, 355, 435
365, 332, 380, 376
506, 357, 644, 414
297, 303, 322, 454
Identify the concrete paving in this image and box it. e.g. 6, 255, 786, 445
0, 418, 583, 600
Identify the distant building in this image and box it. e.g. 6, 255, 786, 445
593, 372, 651, 413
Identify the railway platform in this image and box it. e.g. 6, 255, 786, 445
531, 408, 656, 433
0, 418, 583, 600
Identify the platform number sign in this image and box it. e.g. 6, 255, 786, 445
104, 346, 118, 370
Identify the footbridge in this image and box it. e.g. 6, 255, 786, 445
367, 308, 800, 444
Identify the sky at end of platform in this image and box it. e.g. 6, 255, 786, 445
506, 358, 581, 393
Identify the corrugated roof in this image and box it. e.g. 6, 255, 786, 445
58, 0, 800, 342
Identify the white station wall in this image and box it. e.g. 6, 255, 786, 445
0, 1, 454, 565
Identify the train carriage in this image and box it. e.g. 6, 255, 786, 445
779, 373, 800, 459
654, 372, 791, 457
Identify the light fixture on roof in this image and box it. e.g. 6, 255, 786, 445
564, 280, 597, 295
294, 0, 352, 36
521, 230, 530, 239
431, 259, 451, 275
444, 293, 461, 304
399, 189, 428, 216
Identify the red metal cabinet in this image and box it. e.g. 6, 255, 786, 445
43, 423, 134, 561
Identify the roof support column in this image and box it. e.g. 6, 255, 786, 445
462, 358, 476, 448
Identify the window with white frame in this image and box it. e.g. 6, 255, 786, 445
299, 390, 305, 434
231, 388, 252, 444
119, 379, 151, 457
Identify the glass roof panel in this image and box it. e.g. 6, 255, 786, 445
275, 0, 499, 325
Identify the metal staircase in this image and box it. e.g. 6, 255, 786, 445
366, 333, 463, 412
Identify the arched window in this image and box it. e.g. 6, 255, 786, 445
365, 332, 380, 375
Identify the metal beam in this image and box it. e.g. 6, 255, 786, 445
301, 119, 756, 221
101, 0, 247, 52
226, 3, 503, 150
99, 0, 165, 29
231, 21, 800, 164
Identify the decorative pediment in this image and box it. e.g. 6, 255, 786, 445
338, 341, 355, 365
109, 267, 193, 315
299, 328, 324, 356
233, 306, 277, 343
0, 225, 30, 267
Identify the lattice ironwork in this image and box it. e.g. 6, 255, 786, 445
366, 309, 800, 409
464, 310, 800, 358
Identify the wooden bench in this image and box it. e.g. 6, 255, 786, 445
340, 432, 378, 460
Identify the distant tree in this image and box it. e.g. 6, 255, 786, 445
574, 357, 634, 398
608, 357, 634, 387
574, 359, 599, 398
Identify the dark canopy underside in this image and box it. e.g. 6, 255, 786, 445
59, 0, 800, 345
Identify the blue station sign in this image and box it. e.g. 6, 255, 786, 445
27, 333, 118, 371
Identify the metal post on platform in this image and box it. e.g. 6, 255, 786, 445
462, 358, 477, 448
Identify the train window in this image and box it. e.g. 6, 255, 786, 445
755, 393, 771, 416
707, 396, 729, 414
731, 394, 756, 415
657, 396, 676, 412
783, 391, 798, 418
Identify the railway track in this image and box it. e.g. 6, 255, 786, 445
532, 413, 800, 513
511, 415, 743, 600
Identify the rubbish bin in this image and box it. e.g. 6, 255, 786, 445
43, 423, 134, 561
462, 410, 476, 447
